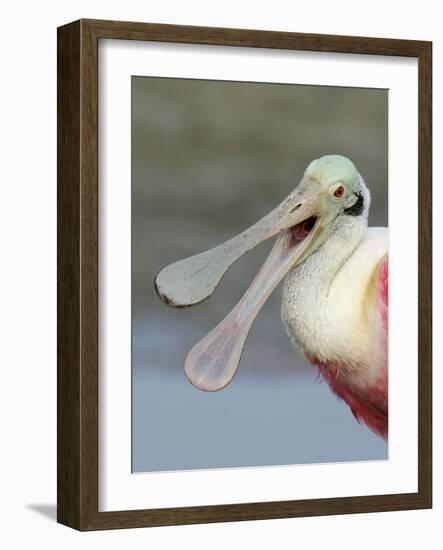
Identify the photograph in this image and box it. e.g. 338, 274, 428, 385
54, 15, 432, 534
2, 0, 436, 543
132, 76, 389, 473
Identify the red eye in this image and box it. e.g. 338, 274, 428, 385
334, 185, 345, 198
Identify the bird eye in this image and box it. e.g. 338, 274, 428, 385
333, 185, 345, 199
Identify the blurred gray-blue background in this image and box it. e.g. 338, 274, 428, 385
132, 77, 388, 472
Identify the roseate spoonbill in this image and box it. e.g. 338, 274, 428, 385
155, 155, 388, 438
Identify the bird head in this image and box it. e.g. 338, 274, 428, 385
155, 155, 370, 390
305, 154, 370, 220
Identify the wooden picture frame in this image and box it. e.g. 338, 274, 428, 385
57, 18, 432, 530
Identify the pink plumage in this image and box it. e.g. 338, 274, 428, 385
309, 256, 388, 439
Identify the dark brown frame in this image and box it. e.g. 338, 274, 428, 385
57, 18, 432, 531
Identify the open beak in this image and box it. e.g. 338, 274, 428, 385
154, 176, 326, 391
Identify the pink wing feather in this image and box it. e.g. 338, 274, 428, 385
377, 254, 388, 330
374, 254, 388, 390
362, 253, 388, 438
309, 254, 389, 439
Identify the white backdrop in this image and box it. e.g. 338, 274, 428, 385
0, 0, 440, 548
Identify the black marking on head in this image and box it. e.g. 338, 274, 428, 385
343, 192, 364, 217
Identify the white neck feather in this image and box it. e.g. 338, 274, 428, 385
281, 213, 369, 368
287, 214, 367, 291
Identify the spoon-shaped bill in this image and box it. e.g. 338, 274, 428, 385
155, 177, 322, 308
184, 221, 321, 391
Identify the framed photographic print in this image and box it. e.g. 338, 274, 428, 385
57, 19, 432, 530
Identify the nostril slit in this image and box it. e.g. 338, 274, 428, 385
290, 203, 302, 213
